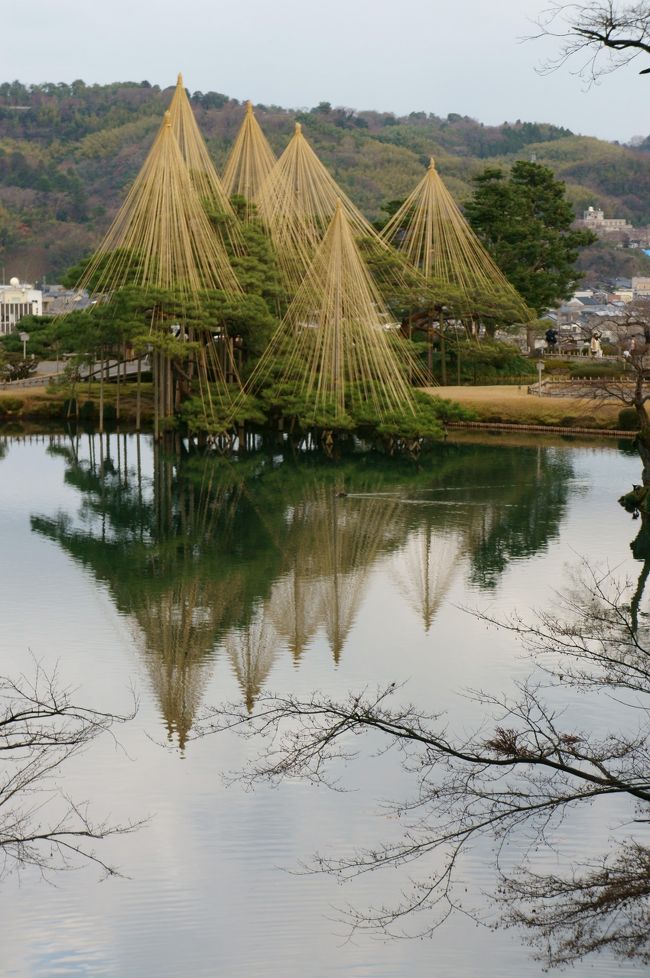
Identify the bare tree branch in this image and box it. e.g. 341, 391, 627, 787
0, 661, 141, 879
195, 567, 650, 964
533, 2, 650, 83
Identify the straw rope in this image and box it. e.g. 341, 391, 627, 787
222, 101, 276, 218
168, 73, 243, 255
255, 122, 381, 292
380, 159, 530, 320
238, 203, 422, 422
73, 112, 242, 298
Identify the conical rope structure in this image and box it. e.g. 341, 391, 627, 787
380, 158, 530, 322
222, 101, 276, 219
67, 111, 245, 426
255, 122, 392, 294
72, 111, 242, 299
237, 203, 423, 424
168, 73, 243, 255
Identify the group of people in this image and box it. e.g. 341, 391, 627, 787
544, 327, 603, 358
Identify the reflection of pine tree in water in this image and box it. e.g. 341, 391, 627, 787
460, 444, 575, 590
30, 433, 580, 729
32, 434, 246, 747
395, 526, 462, 632
134, 575, 244, 749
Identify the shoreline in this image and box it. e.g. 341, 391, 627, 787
0, 384, 637, 438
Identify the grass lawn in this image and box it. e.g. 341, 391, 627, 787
425, 385, 624, 429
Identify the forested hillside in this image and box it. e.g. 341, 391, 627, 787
1, 78, 649, 282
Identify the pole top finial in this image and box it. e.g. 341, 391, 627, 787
295, 121, 302, 134
428, 157, 436, 170
246, 100, 253, 113
177, 72, 184, 87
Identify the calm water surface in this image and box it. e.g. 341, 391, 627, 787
0, 431, 644, 977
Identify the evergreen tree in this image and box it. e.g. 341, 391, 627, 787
465, 161, 596, 314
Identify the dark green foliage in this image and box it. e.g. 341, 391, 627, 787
0, 397, 23, 415
568, 361, 624, 378
465, 162, 597, 314
618, 407, 640, 430
448, 338, 536, 383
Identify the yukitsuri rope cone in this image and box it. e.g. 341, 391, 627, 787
168, 73, 243, 254
73, 112, 242, 298
237, 202, 422, 424
222, 101, 276, 218
255, 122, 380, 293
380, 158, 530, 321
69, 112, 243, 431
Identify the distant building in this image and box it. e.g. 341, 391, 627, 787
41, 284, 89, 315
575, 206, 650, 249
0, 277, 42, 335
580, 206, 633, 233
632, 277, 650, 296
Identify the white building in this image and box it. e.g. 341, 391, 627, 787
632, 277, 650, 296
0, 277, 42, 335
580, 206, 633, 232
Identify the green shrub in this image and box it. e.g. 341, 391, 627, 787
30, 401, 64, 419
79, 400, 97, 420
0, 397, 24, 415
569, 362, 623, 379
618, 407, 640, 431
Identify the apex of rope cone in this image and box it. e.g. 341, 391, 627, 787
164, 110, 172, 126
295, 121, 302, 134
428, 157, 436, 170
246, 100, 253, 113
177, 72, 184, 87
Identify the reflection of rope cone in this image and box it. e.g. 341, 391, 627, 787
133, 576, 237, 749
395, 527, 462, 632
305, 491, 401, 662
267, 568, 322, 661
224, 608, 279, 712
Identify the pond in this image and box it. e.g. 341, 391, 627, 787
0, 430, 644, 977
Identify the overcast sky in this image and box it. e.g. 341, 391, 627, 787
5, 0, 648, 143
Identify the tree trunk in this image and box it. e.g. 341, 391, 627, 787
635, 426, 650, 486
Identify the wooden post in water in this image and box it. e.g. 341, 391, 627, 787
136, 357, 142, 432
99, 348, 105, 434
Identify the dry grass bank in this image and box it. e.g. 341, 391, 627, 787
427, 385, 623, 429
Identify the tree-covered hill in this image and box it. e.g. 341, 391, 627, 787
1, 78, 649, 282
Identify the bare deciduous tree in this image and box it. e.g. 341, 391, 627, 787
534, 2, 650, 82
0, 661, 138, 879
197, 563, 650, 968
